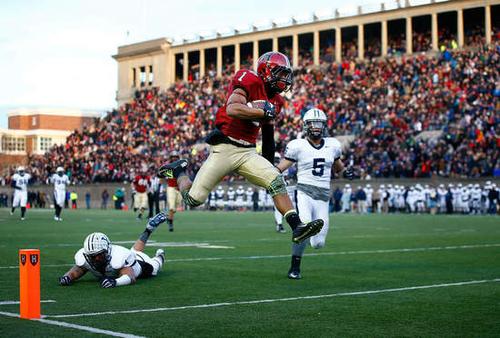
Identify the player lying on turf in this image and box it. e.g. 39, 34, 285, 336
58, 212, 167, 288
158, 52, 323, 244
277, 108, 354, 279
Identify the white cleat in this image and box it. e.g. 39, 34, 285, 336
54, 216, 59, 221
21, 217, 25, 221
155, 249, 166, 262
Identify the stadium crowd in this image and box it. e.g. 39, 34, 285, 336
6, 30, 497, 185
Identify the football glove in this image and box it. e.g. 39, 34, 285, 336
250, 100, 276, 120
100, 277, 117, 288
58, 275, 72, 286
343, 167, 354, 180
261, 101, 276, 120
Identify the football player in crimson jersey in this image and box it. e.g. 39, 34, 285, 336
165, 151, 183, 232
133, 170, 150, 220
158, 52, 324, 244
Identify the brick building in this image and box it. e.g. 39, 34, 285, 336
0, 109, 101, 170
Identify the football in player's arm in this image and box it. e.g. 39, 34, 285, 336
158, 52, 324, 246
276, 108, 353, 279
58, 212, 167, 288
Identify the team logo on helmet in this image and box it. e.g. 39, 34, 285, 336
257, 52, 293, 93
303, 108, 327, 140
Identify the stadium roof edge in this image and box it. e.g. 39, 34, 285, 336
171, 0, 451, 47
8, 108, 102, 118
113, 37, 172, 60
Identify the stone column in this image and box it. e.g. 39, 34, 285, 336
432, 12, 438, 51
292, 34, 299, 68
235, 43, 240, 71
382, 20, 388, 56
358, 24, 364, 60
457, 9, 464, 48
217, 46, 222, 77
183, 51, 188, 82
313, 30, 320, 66
406, 17, 413, 54
335, 28, 342, 62
145, 65, 150, 87
253, 40, 259, 70
170, 52, 176, 85
485, 5, 491, 45
272, 37, 278, 51
199, 49, 205, 78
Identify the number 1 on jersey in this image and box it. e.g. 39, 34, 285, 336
238, 71, 247, 82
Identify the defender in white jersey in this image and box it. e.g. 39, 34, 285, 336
11, 166, 31, 220
50, 167, 70, 221
277, 108, 353, 279
58, 212, 167, 288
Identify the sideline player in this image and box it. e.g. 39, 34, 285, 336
277, 108, 353, 279
158, 52, 323, 244
166, 152, 183, 231
50, 166, 70, 221
10, 166, 31, 220
58, 212, 167, 288
133, 169, 150, 220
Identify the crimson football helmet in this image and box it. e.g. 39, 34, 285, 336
257, 52, 293, 93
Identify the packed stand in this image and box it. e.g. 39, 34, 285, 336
25, 30, 499, 183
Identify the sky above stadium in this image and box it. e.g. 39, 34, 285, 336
0, 0, 395, 127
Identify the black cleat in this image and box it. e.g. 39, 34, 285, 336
292, 219, 324, 243
288, 269, 302, 280
157, 159, 188, 179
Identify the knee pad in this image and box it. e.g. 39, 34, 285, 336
182, 191, 203, 208
267, 175, 287, 197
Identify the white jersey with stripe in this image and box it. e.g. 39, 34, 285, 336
12, 173, 31, 192
75, 245, 138, 279
51, 174, 69, 191
284, 137, 342, 191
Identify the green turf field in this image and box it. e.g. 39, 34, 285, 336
0, 209, 499, 337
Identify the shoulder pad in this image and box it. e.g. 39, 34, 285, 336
75, 248, 86, 267
110, 245, 135, 270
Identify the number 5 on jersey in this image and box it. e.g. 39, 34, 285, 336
312, 158, 325, 177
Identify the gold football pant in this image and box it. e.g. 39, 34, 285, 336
189, 143, 280, 203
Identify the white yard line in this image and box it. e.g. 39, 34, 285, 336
0, 243, 499, 269
0, 311, 145, 338
45, 278, 500, 318
0, 300, 56, 305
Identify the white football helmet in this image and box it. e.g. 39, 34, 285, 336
17, 166, 26, 175
303, 108, 327, 140
83, 232, 111, 271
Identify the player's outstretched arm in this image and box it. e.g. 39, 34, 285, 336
262, 122, 275, 164
59, 265, 87, 286
276, 159, 294, 174
101, 266, 136, 288
226, 88, 271, 120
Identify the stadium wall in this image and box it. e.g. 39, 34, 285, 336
1, 178, 498, 209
